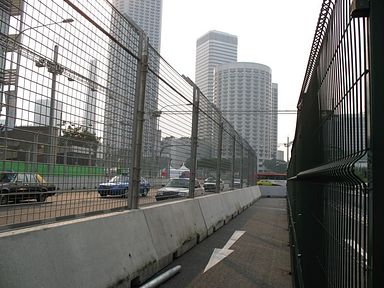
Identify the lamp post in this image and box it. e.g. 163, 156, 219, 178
284, 137, 293, 163
24, 19, 74, 173
14, 18, 74, 43
6, 18, 73, 169
150, 103, 192, 178
2, 18, 73, 130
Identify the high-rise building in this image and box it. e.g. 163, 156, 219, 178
83, 59, 98, 134
195, 30, 238, 101
113, 0, 162, 52
195, 31, 237, 158
34, 99, 63, 127
103, 0, 163, 169
214, 62, 277, 171
271, 83, 278, 159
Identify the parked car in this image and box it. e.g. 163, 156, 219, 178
0, 171, 56, 205
203, 177, 224, 192
98, 175, 150, 197
155, 178, 204, 201
234, 179, 241, 189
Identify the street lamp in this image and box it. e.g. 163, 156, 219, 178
283, 137, 293, 163
2, 18, 74, 130
20, 19, 75, 171
14, 18, 74, 43
149, 102, 192, 178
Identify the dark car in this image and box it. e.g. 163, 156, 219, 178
203, 177, 224, 192
98, 175, 150, 197
0, 171, 56, 205
234, 179, 241, 189
155, 178, 204, 201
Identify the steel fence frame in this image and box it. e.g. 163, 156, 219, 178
287, 0, 384, 287
0, 0, 257, 231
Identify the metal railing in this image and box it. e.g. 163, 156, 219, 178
287, 0, 384, 287
0, 0, 257, 230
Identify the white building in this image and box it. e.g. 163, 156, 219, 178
113, 0, 162, 52
195, 30, 238, 101
213, 62, 278, 171
34, 99, 63, 127
277, 150, 285, 161
104, 0, 163, 168
195, 31, 237, 158
82, 59, 98, 133
271, 83, 278, 159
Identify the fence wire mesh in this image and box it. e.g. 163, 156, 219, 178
0, 0, 256, 230
286, 0, 383, 287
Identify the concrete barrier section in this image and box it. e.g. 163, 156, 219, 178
143, 199, 207, 270
0, 186, 261, 288
198, 194, 227, 235
221, 190, 242, 217
0, 210, 158, 288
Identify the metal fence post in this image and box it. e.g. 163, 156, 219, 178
216, 118, 223, 193
48, 44, 59, 174
231, 136, 236, 189
247, 150, 251, 187
368, 0, 384, 286
128, 32, 148, 209
189, 83, 200, 197
240, 143, 243, 188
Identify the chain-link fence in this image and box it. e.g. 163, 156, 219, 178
0, 0, 257, 231
287, 0, 384, 287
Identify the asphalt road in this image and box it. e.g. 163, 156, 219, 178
145, 196, 292, 288
0, 187, 222, 229
0, 184, 288, 230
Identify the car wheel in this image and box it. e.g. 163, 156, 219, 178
0, 194, 9, 205
36, 193, 47, 202
123, 189, 129, 198
143, 188, 149, 196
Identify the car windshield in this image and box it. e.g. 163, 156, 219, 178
109, 175, 129, 183
0, 172, 16, 183
166, 179, 189, 188
205, 177, 216, 182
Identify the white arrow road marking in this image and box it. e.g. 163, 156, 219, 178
203, 230, 246, 273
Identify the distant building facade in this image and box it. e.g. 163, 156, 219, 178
195, 31, 237, 158
103, 0, 163, 169
34, 99, 63, 127
213, 62, 278, 171
277, 150, 284, 161
195, 30, 238, 101
113, 0, 162, 52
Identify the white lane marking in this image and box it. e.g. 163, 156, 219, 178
203, 230, 246, 273
222, 230, 246, 250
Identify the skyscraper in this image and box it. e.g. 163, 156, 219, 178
195, 30, 238, 101
271, 83, 278, 159
103, 0, 163, 169
113, 0, 162, 52
195, 31, 238, 158
214, 62, 278, 171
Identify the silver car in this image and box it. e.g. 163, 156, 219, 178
155, 178, 204, 201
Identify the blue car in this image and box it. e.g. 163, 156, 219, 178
98, 175, 150, 197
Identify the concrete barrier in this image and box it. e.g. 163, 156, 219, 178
142, 199, 207, 270
198, 193, 227, 235
0, 210, 158, 288
0, 186, 262, 288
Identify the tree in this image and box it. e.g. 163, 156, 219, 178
263, 158, 287, 173
59, 123, 100, 149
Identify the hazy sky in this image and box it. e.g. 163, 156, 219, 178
160, 0, 323, 152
